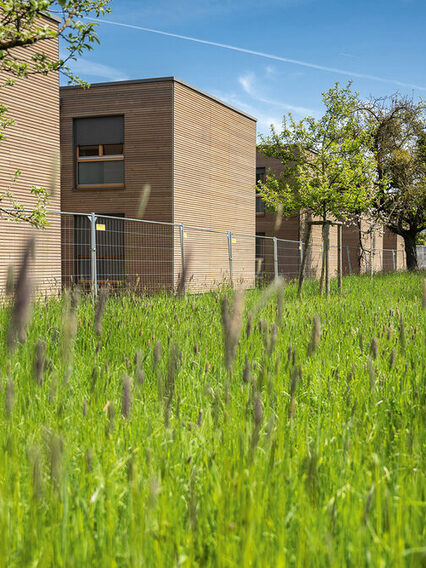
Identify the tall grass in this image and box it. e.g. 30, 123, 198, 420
0, 272, 424, 566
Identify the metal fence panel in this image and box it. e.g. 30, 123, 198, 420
1, 209, 414, 297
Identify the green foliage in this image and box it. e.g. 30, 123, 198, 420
358, 95, 426, 268
0, 272, 424, 565
0, 0, 110, 227
258, 83, 376, 221
416, 231, 426, 245
0, 0, 111, 83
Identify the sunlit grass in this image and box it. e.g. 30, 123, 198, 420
0, 271, 424, 566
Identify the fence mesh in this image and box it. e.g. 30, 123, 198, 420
0, 210, 416, 297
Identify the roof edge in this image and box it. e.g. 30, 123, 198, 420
42, 11, 62, 24
60, 76, 257, 122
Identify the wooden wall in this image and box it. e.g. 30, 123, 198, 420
383, 228, 406, 270
173, 82, 256, 291
0, 15, 61, 296
60, 80, 175, 291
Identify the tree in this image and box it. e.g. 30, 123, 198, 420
0, 0, 111, 226
358, 95, 426, 270
258, 82, 376, 292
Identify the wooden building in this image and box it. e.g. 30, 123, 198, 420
256, 149, 324, 280
255, 149, 406, 278
60, 77, 256, 291
0, 13, 61, 295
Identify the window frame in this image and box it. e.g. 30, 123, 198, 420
76, 143, 124, 190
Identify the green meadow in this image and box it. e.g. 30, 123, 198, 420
0, 272, 425, 567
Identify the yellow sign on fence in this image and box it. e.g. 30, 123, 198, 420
96, 224, 106, 231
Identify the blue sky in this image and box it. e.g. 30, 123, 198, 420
64, 0, 426, 136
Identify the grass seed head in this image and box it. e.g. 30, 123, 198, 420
389, 348, 396, 370
370, 337, 378, 360
108, 402, 115, 432
276, 283, 284, 324
47, 431, 64, 490
122, 375, 132, 419
289, 365, 301, 420
154, 341, 162, 365
221, 291, 244, 372
7, 237, 34, 351
177, 251, 192, 297
243, 352, 251, 383
5, 379, 15, 417
368, 357, 375, 391
399, 315, 406, 351
27, 445, 43, 501
87, 449, 93, 472
196, 410, 203, 427
34, 339, 47, 385
307, 315, 321, 356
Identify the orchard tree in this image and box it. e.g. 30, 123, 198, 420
358, 95, 426, 270
258, 83, 377, 290
0, 0, 111, 225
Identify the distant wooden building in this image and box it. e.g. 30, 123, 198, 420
60, 77, 256, 291
255, 149, 406, 278
255, 149, 301, 279
0, 13, 61, 295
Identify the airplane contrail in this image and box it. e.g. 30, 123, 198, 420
85, 18, 426, 91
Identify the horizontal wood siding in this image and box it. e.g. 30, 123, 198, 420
60, 81, 174, 290
173, 82, 256, 291
0, 17, 61, 295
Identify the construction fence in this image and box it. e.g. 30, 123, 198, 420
1, 211, 411, 297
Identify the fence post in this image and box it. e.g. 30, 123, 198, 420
392, 250, 396, 271
89, 212, 97, 301
337, 223, 342, 294
179, 224, 186, 294
273, 237, 278, 280
346, 246, 352, 275
227, 231, 233, 287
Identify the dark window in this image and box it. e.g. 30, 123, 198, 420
78, 160, 124, 186
74, 116, 124, 189
256, 167, 266, 184
256, 167, 266, 215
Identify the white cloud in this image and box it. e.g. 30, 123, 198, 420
69, 59, 129, 82
238, 71, 316, 116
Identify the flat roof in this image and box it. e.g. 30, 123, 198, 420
42, 11, 62, 24
60, 76, 257, 122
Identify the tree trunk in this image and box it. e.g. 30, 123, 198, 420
403, 233, 418, 270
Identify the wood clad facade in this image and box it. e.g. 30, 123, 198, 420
0, 15, 60, 295
60, 79, 174, 291
60, 78, 256, 291
173, 82, 256, 290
